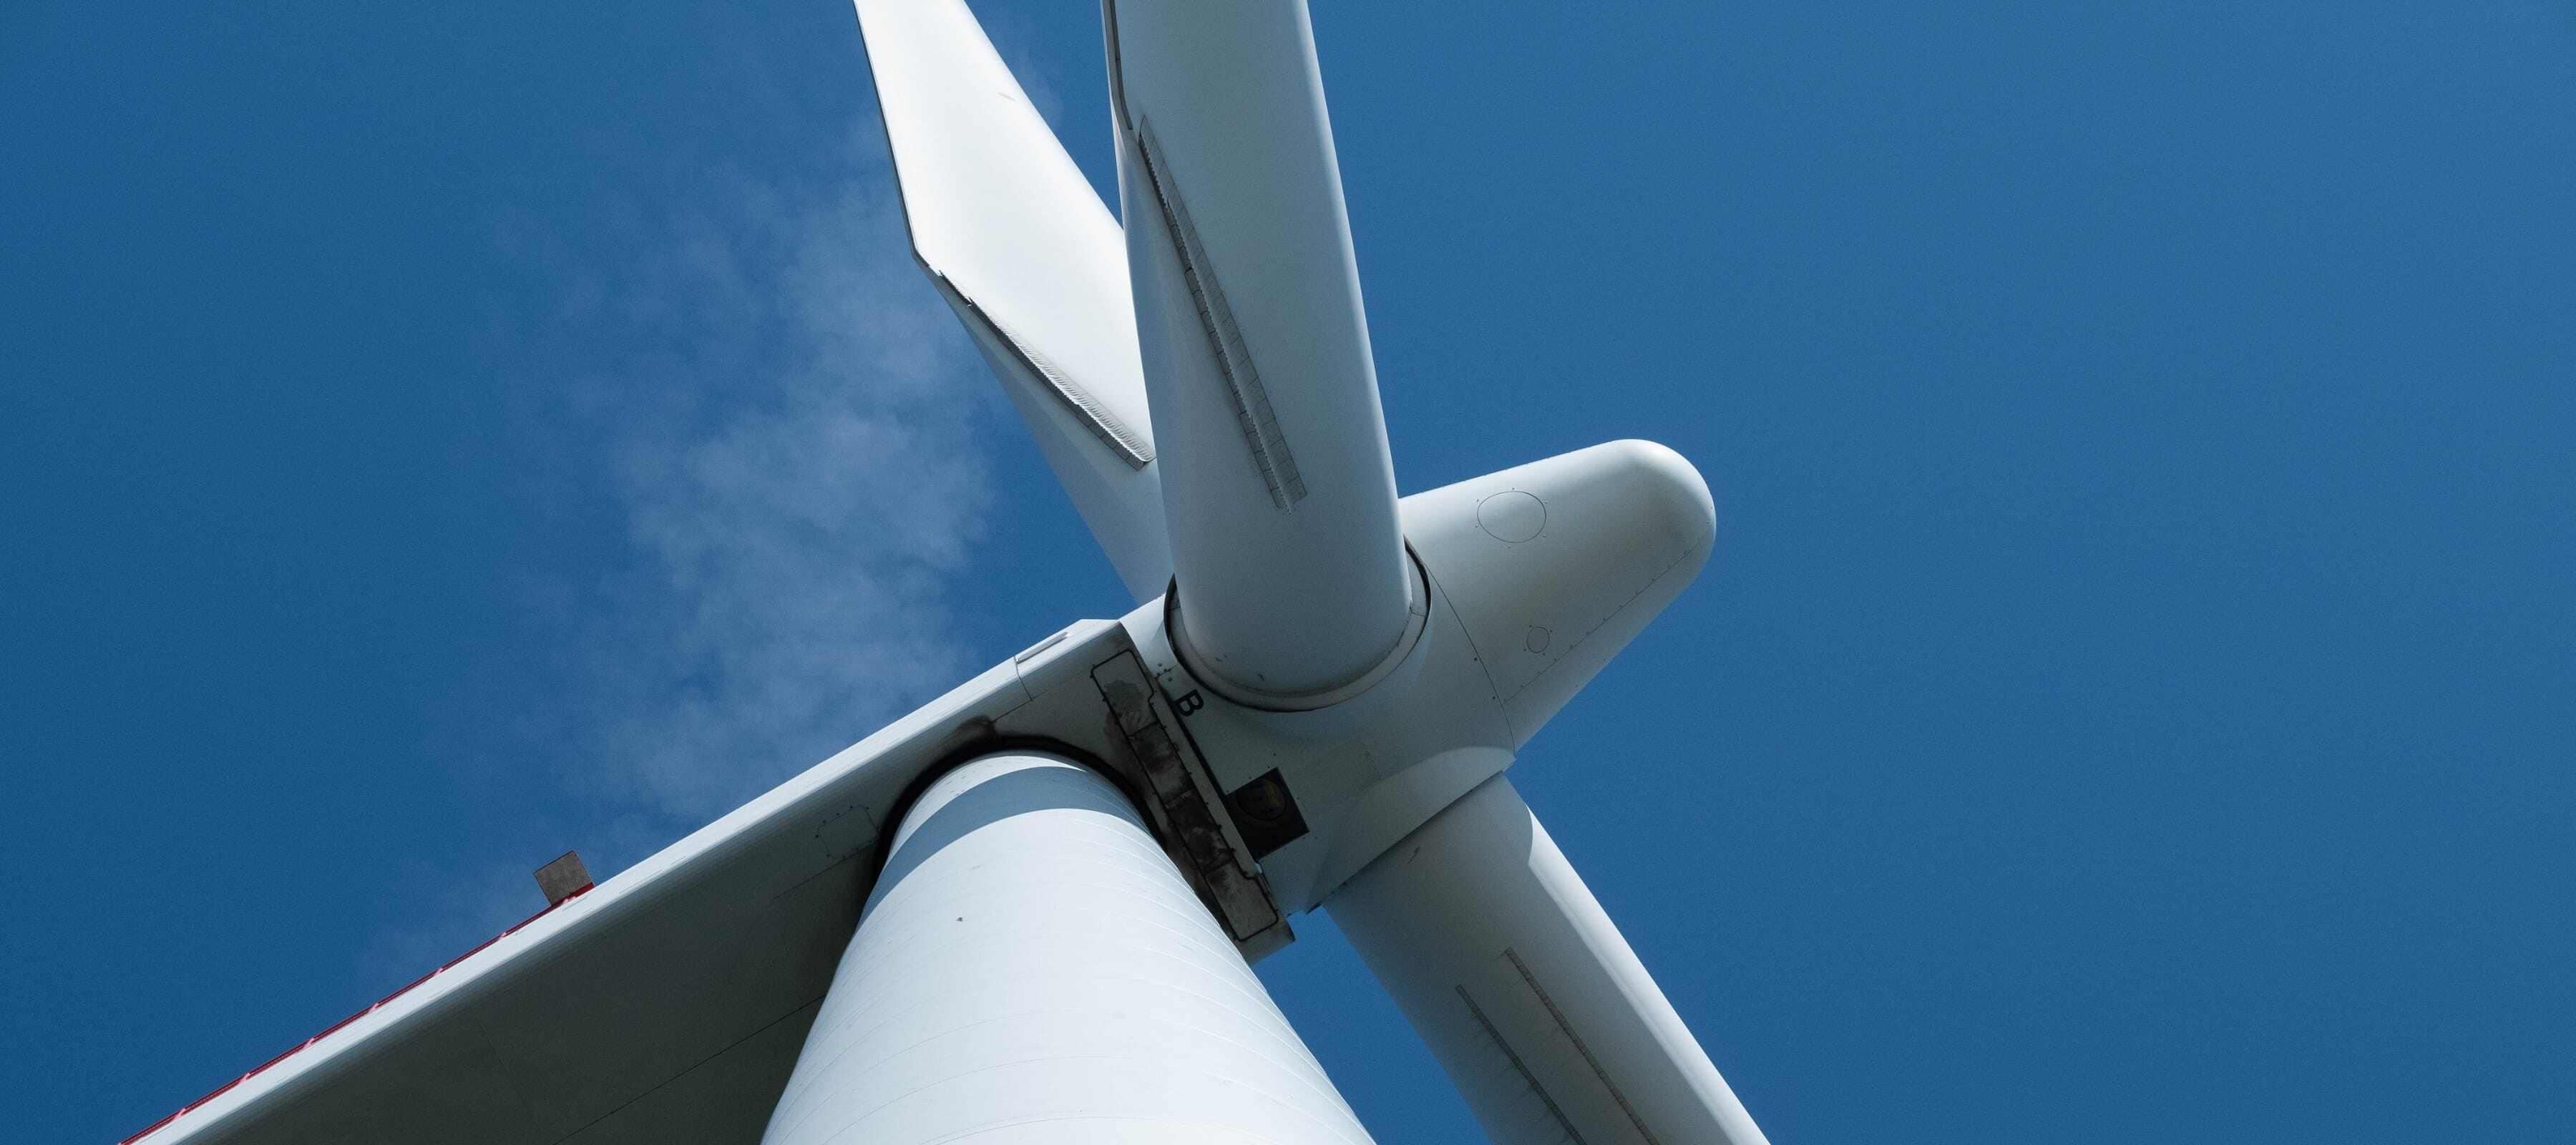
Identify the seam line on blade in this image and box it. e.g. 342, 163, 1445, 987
1102, 0, 1134, 133
1506, 946, 1666, 1145
1457, 983, 1591, 1144
1131, 115, 1307, 510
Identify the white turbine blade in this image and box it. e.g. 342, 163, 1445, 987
1328, 777, 1771, 1145
1106, 0, 1413, 700
852, 0, 1169, 602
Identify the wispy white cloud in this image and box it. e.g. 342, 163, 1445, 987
482, 125, 995, 864
589, 161, 992, 825
364, 112, 998, 980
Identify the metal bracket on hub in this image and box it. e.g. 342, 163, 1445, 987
977, 621, 1295, 961
1088, 651, 1293, 960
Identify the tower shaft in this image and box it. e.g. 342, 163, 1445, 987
761, 751, 1372, 1145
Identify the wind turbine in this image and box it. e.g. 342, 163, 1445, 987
119, 4, 1765, 1144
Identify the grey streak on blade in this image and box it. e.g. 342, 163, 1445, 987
942, 278, 1154, 469
1506, 946, 1667, 1145
1457, 983, 1591, 1145
1130, 115, 1308, 510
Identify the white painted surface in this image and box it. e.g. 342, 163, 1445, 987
1330, 776, 1770, 1145
761, 753, 1374, 1145
1403, 439, 1719, 747
133, 0, 1760, 1135
1118, 560, 1513, 914
852, 0, 1171, 602
1108, 0, 1414, 698
1113, 439, 1717, 912
127, 621, 1141, 1145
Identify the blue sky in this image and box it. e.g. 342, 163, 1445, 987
5, 2, 2570, 1141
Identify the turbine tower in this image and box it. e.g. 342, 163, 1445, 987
117, 5, 1767, 1144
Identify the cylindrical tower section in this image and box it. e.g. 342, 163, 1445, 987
761, 751, 1374, 1145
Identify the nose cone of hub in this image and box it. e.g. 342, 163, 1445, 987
1400, 439, 1717, 747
